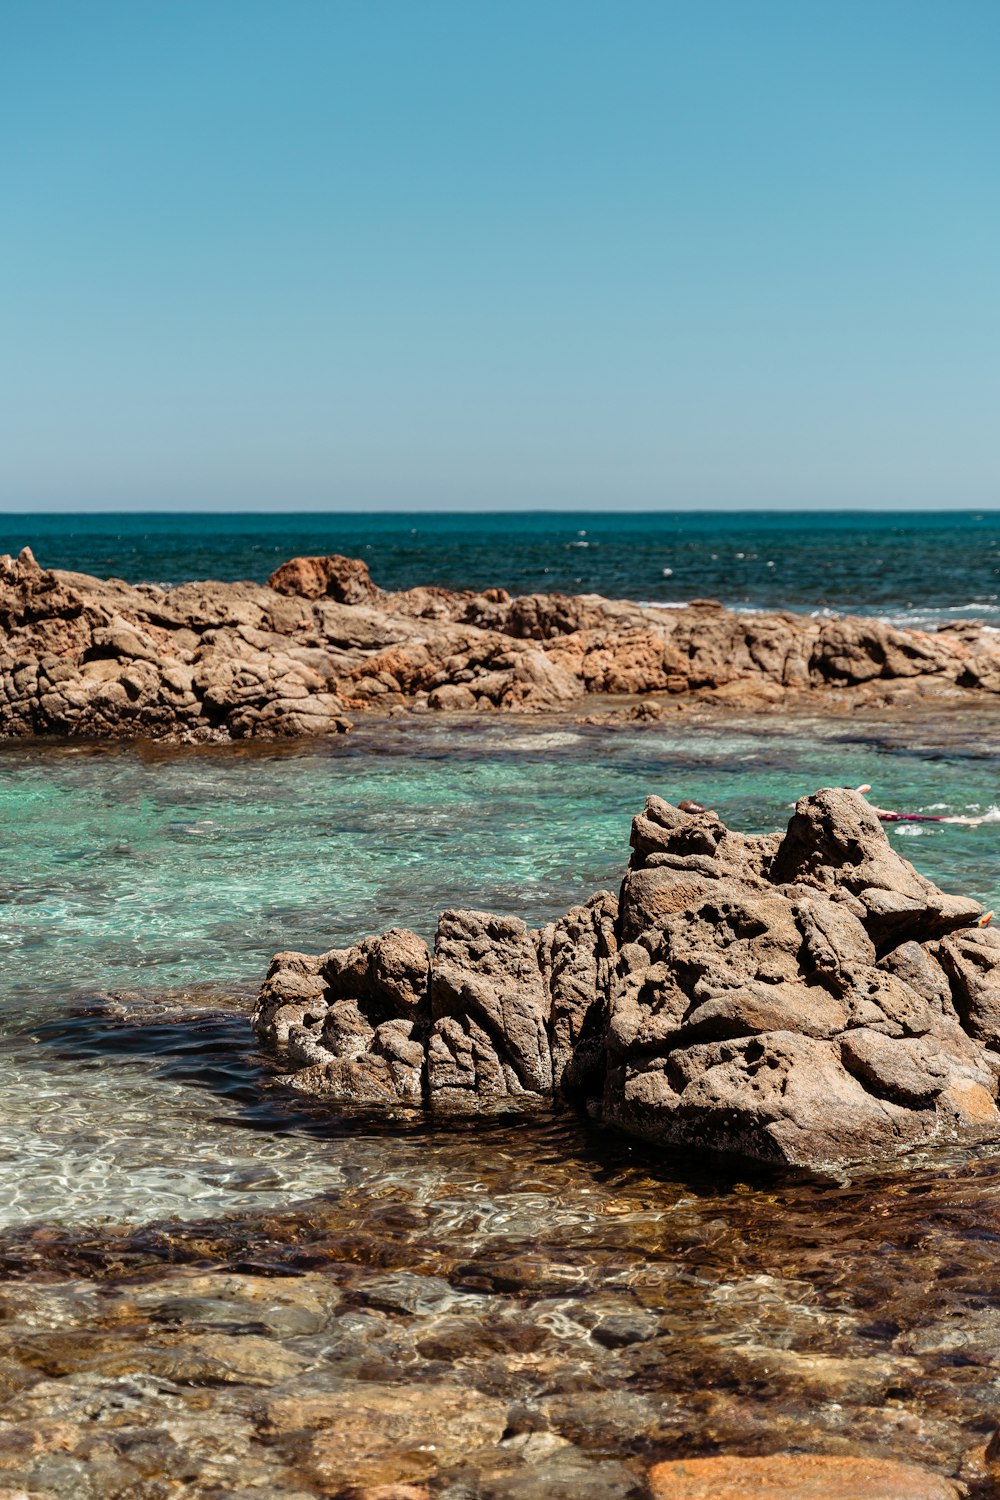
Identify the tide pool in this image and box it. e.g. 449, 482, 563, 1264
0, 709, 999, 1226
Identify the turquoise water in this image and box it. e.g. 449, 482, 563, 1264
1, 709, 999, 1225
4, 509, 1000, 624
4, 715, 1000, 1006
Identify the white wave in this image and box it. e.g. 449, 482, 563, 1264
858, 602, 1000, 630
628, 598, 1000, 628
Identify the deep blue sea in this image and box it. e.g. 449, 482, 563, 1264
3, 510, 1000, 626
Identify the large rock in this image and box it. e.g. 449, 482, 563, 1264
3, 548, 1000, 742
253, 789, 1000, 1170
428, 910, 553, 1112
770, 788, 983, 950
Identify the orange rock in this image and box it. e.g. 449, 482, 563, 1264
351, 1488, 429, 1500
268, 553, 379, 604
646, 1453, 961, 1499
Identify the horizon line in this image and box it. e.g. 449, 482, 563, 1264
2, 506, 1000, 519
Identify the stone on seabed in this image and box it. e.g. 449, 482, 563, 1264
647, 1453, 961, 1498
255, 788, 1000, 1171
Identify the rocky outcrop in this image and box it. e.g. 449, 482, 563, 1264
3, 548, 1000, 742
254, 789, 1000, 1170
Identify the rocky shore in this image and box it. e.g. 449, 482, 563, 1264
0, 1141, 990, 1500
4, 547, 1000, 741
255, 789, 1000, 1171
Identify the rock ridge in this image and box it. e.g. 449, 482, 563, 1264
253, 789, 1000, 1169
3, 548, 1000, 740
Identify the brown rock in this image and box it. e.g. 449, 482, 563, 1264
428, 910, 552, 1111
254, 788, 1000, 1170
769, 788, 982, 949
267, 553, 379, 604
937, 926, 1000, 1046
251, 931, 429, 1106
534, 892, 618, 1094
322, 928, 430, 1019
266, 1383, 508, 1488
350, 1488, 430, 1500
427, 682, 478, 711
1, 548, 999, 742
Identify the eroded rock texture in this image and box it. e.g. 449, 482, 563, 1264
254, 790, 1000, 1169
3, 547, 1000, 741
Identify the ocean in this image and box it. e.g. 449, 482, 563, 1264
3, 509, 1000, 626
3, 510, 1000, 1492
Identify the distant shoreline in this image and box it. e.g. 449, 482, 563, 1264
3, 545, 1000, 747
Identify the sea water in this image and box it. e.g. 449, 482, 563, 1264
2, 709, 1000, 1227
3, 508, 1000, 626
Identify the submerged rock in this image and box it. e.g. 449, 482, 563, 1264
646, 1453, 961, 1499
3, 548, 1000, 741
253, 789, 1000, 1170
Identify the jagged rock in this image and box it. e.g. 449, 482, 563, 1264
619, 795, 778, 940
253, 789, 1000, 1170
936, 926, 1000, 1047
3, 550, 1000, 743
256, 932, 428, 1104
428, 911, 553, 1112
770, 788, 983, 951
535, 892, 618, 1094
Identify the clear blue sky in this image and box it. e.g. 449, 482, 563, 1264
2, 0, 998, 512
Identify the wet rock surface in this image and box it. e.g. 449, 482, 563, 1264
255, 790, 1000, 1170
4, 547, 1000, 742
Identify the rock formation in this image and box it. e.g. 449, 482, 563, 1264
254, 789, 1000, 1170
3, 547, 1000, 742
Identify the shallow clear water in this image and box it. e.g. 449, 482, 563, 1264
2, 708, 1000, 1228
5, 508, 1000, 624
4, 711, 1000, 1493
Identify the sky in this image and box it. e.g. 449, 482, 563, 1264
1, 0, 998, 512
